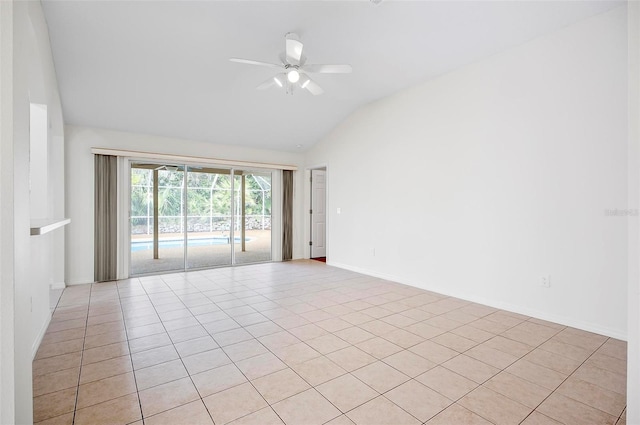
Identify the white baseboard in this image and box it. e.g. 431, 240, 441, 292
328, 261, 627, 341
50, 281, 66, 290
66, 279, 94, 286
32, 311, 52, 360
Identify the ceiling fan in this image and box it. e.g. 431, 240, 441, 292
229, 33, 352, 95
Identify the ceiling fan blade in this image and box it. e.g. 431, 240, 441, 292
285, 34, 304, 65
256, 78, 276, 91
229, 58, 282, 69
301, 64, 352, 74
256, 74, 286, 90
304, 78, 324, 96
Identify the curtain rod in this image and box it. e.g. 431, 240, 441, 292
91, 148, 298, 171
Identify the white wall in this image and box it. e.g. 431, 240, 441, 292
65, 126, 306, 284
1, 1, 66, 423
0, 1, 15, 422
627, 2, 639, 423
306, 7, 628, 339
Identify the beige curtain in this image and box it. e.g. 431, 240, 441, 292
94, 154, 117, 282
282, 170, 293, 261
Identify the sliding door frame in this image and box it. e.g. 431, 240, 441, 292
124, 157, 278, 277
127, 159, 188, 276
117, 157, 130, 280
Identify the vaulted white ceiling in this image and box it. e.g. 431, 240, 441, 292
42, 1, 621, 152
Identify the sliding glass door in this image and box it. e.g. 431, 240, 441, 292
186, 167, 232, 269
130, 162, 272, 276
234, 172, 272, 265
130, 164, 185, 275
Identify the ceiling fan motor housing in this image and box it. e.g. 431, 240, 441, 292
229, 32, 352, 96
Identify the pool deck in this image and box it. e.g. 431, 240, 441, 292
130, 229, 272, 275
131, 230, 254, 242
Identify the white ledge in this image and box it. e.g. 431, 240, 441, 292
30, 218, 71, 236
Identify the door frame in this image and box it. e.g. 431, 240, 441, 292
122, 157, 278, 277
305, 164, 328, 260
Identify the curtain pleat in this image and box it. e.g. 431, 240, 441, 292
282, 170, 293, 261
94, 154, 117, 282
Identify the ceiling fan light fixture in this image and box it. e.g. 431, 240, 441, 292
230, 33, 350, 96
287, 69, 300, 83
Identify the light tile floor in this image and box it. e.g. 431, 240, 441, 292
34, 260, 627, 425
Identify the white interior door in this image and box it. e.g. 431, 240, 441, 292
311, 170, 326, 258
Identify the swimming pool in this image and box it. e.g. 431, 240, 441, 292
131, 236, 252, 252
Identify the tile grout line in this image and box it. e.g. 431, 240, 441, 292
448, 319, 571, 425
76, 283, 134, 421
243, 294, 468, 423
168, 272, 246, 425
134, 274, 201, 422
46, 287, 91, 424
516, 336, 615, 424
36, 263, 627, 425
157, 271, 356, 424
198, 274, 616, 422
360, 305, 560, 425
169, 272, 294, 425
146, 270, 289, 423
615, 407, 627, 425
181, 275, 527, 424
116, 277, 147, 424
71, 284, 90, 425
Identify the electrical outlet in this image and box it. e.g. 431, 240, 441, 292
336, 207, 341, 214
540, 275, 551, 288
371, 247, 376, 257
